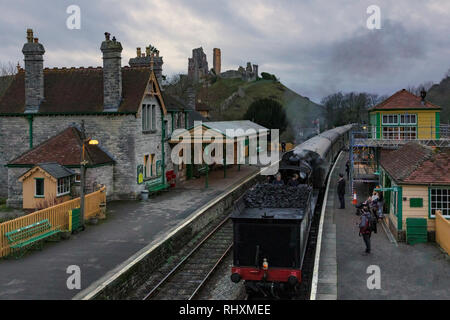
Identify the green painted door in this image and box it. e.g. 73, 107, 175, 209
187, 164, 193, 179
384, 174, 391, 212
71, 208, 82, 232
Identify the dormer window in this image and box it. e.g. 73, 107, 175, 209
142, 104, 157, 132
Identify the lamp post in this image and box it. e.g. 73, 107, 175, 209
80, 137, 98, 228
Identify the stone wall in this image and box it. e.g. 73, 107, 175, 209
134, 95, 173, 191
85, 165, 114, 199
6, 167, 28, 208
1, 109, 171, 204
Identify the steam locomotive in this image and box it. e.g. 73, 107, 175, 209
230, 124, 353, 298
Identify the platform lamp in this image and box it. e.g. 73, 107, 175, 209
80, 138, 99, 228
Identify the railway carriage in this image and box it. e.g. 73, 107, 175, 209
231, 124, 353, 298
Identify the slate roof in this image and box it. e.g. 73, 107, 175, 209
370, 89, 441, 111
380, 142, 450, 185
0, 75, 14, 98
36, 163, 75, 179
188, 110, 207, 128
0, 67, 151, 114
162, 92, 186, 111
196, 101, 211, 111
8, 126, 115, 167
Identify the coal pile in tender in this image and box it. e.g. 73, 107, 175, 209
244, 183, 312, 208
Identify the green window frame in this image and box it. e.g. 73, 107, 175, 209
34, 178, 45, 198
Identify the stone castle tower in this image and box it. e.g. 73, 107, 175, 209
188, 47, 209, 82
213, 48, 221, 75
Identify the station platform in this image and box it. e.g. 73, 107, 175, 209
313, 152, 450, 300
0, 165, 259, 300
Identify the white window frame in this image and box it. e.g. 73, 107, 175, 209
399, 126, 417, 140
382, 114, 398, 125
400, 114, 417, 125
382, 126, 400, 140
430, 188, 450, 218
57, 177, 71, 196
142, 104, 155, 132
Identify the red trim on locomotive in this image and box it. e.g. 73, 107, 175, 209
232, 266, 302, 283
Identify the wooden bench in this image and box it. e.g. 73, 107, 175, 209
5, 219, 60, 258
146, 177, 170, 195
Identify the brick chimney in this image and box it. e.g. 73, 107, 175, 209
100, 32, 123, 112
22, 29, 45, 113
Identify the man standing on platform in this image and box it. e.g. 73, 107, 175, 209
359, 206, 373, 255
337, 173, 346, 209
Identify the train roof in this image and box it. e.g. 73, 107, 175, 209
293, 124, 353, 158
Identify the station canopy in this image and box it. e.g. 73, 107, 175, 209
170, 120, 269, 143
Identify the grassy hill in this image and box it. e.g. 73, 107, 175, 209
427, 76, 450, 125
195, 78, 324, 142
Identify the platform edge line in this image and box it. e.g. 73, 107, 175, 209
310, 151, 342, 300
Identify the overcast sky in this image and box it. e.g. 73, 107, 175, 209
1, 0, 449, 103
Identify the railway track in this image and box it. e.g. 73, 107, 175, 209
143, 217, 233, 300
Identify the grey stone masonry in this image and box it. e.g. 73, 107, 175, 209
129, 47, 164, 84
101, 32, 123, 112
22, 29, 45, 113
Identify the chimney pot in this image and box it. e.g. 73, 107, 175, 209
420, 88, 427, 101
104, 32, 110, 40
26, 28, 33, 43
34, 38, 39, 43
136, 47, 141, 57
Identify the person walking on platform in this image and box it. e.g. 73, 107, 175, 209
359, 206, 374, 255
337, 173, 346, 209
345, 160, 350, 179
375, 186, 384, 218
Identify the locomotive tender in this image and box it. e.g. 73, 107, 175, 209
231, 124, 353, 298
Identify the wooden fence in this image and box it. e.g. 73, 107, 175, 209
0, 187, 106, 258
436, 210, 450, 255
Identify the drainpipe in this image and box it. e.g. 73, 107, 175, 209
185, 111, 188, 129
161, 113, 166, 184
27, 114, 33, 148
171, 111, 175, 132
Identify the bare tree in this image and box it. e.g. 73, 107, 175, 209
0, 61, 17, 76
445, 68, 450, 79
407, 81, 434, 95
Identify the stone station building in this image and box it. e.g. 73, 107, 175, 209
0, 29, 191, 207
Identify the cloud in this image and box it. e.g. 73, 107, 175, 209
0, 0, 449, 103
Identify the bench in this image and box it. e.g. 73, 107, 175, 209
5, 219, 60, 258
146, 177, 170, 195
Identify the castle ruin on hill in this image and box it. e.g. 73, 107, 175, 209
187, 47, 258, 83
